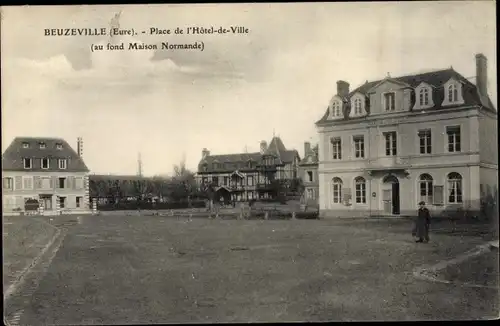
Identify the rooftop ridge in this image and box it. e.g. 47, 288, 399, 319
350, 67, 456, 93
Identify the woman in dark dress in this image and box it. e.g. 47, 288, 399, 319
414, 201, 431, 243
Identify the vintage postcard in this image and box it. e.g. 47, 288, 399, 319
2, 2, 498, 324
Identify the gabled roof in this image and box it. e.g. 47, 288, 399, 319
2, 137, 89, 172
316, 68, 496, 125
197, 136, 300, 173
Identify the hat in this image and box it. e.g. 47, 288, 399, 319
418, 201, 426, 205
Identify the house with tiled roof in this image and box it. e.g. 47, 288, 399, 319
316, 53, 497, 218
298, 142, 319, 205
196, 136, 300, 202
2, 137, 91, 215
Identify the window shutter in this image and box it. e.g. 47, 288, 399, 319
15, 176, 22, 190
433, 185, 444, 205
68, 176, 75, 189
51, 176, 57, 189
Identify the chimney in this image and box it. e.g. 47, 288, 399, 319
202, 148, 210, 160
77, 137, 83, 157
260, 141, 267, 154
304, 142, 311, 155
337, 80, 350, 98
475, 53, 487, 97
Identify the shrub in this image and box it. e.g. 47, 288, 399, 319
97, 200, 206, 211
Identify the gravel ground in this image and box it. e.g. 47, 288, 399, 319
3, 214, 498, 324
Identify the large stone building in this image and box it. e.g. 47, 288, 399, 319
298, 142, 319, 205
316, 53, 497, 218
196, 136, 300, 202
2, 137, 91, 215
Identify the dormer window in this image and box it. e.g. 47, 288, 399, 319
39, 142, 46, 149
442, 79, 464, 106
349, 94, 366, 117
41, 158, 49, 169
447, 84, 458, 102
354, 98, 362, 114
22, 142, 30, 149
413, 83, 434, 110
56, 143, 63, 150
383, 92, 396, 111
419, 88, 429, 106
331, 100, 342, 118
58, 159, 67, 169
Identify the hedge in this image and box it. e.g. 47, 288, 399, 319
97, 200, 207, 211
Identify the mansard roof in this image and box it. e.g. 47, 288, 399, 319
316, 68, 495, 125
2, 137, 89, 172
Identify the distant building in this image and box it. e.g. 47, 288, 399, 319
2, 137, 91, 215
316, 53, 497, 218
196, 136, 300, 202
298, 142, 319, 205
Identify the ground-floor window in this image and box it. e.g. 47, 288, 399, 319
355, 177, 366, 204
447, 172, 463, 203
306, 188, 314, 199
76, 196, 83, 208
418, 173, 433, 204
332, 177, 342, 203
59, 196, 66, 208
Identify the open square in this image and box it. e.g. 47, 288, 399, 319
4, 215, 498, 324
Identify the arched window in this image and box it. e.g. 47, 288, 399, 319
332, 177, 343, 204
447, 84, 458, 103
447, 172, 463, 203
332, 101, 341, 117
355, 177, 366, 204
354, 98, 362, 115
418, 174, 433, 205
419, 88, 429, 106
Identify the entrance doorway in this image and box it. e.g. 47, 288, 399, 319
39, 195, 53, 210
215, 187, 231, 205
382, 175, 400, 215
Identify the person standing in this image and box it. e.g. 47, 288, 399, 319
414, 201, 431, 243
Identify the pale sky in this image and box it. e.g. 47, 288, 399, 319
1, 2, 496, 176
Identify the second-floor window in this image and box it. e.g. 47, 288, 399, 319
58, 177, 66, 189
223, 176, 229, 185
446, 126, 461, 152
307, 171, 313, 182
58, 159, 67, 169
3, 177, 13, 190
331, 137, 342, 160
384, 132, 397, 156
41, 158, 49, 169
212, 176, 219, 186
418, 130, 432, 154
247, 176, 254, 186
24, 158, 32, 169
353, 136, 365, 158
384, 92, 396, 111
